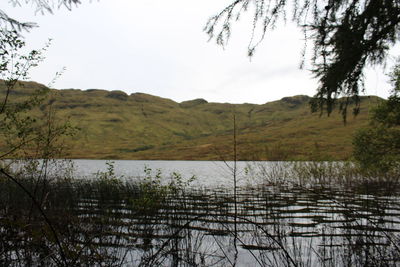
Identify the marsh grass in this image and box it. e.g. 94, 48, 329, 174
247, 160, 400, 190
1, 160, 400, 266
0, 159, 203, 266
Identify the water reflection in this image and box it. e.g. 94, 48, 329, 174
2, 172, 400, 266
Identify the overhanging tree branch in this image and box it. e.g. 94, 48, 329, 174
1, 0, 82, 31
205, 0, 400, 119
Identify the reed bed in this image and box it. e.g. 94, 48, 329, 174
1, 160, 400, 266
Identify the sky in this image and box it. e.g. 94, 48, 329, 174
2, 0, 399, 104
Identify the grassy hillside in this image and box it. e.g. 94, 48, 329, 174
0, 81, 381, 160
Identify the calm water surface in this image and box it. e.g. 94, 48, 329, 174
71, 160, 400, 266
71, 159, 260, 187
2, 159, 400, 266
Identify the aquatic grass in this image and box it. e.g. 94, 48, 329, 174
247, 160, 400, 190
246, 160, 400, 265
0, 162, 182, 266
0, 159, 206, 266
2, 160, 400, 266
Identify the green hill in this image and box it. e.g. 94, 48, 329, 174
0, 81, 381, 160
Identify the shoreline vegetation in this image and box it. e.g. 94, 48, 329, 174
1, 159, 400, 266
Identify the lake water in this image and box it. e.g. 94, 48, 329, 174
2, 159, 400, 266
71, 159, 265, 187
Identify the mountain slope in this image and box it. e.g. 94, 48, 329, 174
0, 81, 380, 160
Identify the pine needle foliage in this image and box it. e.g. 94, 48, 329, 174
205, 0, 400, 119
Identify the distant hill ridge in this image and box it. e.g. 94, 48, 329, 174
0, 81, 381, 160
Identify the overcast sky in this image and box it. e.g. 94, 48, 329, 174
3, 0, 399, 104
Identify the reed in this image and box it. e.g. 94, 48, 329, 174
1, 159, 400, 266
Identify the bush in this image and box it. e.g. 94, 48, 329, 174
353, 63, 400, 174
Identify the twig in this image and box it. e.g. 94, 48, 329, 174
0, 168, 67, 266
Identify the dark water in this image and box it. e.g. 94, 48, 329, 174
1, 160, 400, 266
79, 187, 400, 266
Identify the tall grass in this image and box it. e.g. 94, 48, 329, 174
0, 160, 192, 266
1, 159, 400, 266
247, 160, 400, 190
